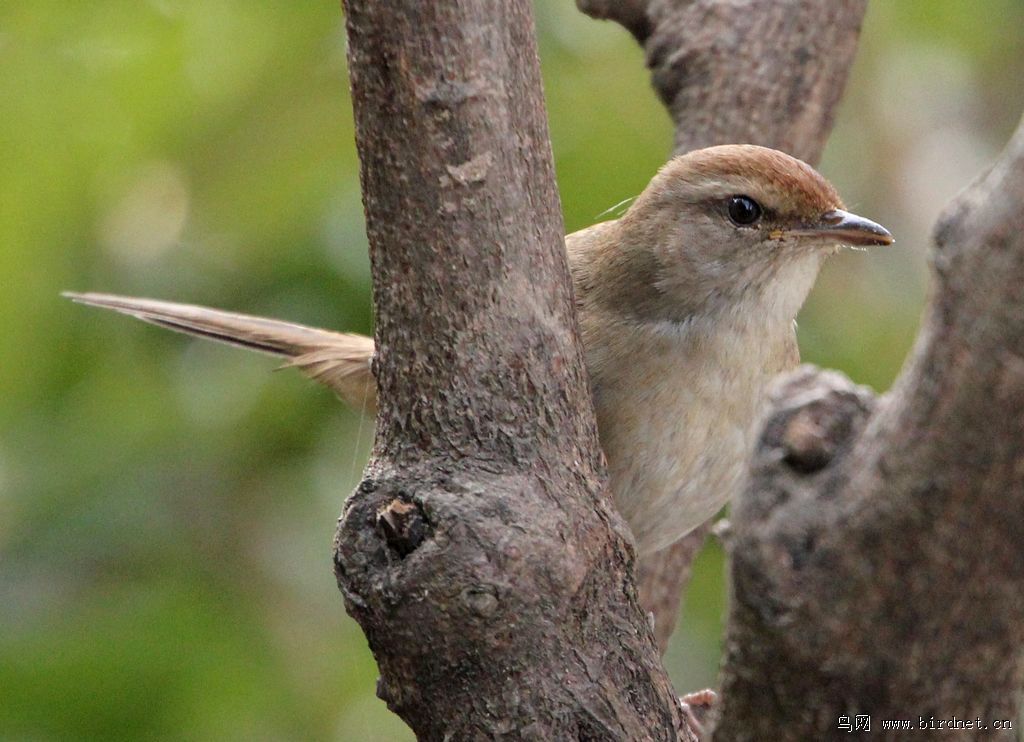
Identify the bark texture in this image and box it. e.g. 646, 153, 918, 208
334, 1, 686, 738
579, 0, 869, 650
713, 117, 1024, 740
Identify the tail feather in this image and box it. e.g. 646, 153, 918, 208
63, 292, 377, 413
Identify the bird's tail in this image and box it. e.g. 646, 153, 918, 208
63, 292, 377, 414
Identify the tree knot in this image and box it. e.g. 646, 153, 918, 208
780, 406, 839, 473
377, 497, 429, 558
761, 366, 877, 475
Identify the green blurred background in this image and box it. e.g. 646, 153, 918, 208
2, 1, 1022, 739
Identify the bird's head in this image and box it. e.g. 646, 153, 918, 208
611, 144, 892, 323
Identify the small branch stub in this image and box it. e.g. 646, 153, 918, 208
762, 367, 877, 475
376, 497, 428, 558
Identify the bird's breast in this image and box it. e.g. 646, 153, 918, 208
587, 314, 795, 554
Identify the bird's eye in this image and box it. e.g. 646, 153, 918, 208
727, 195, 762, 226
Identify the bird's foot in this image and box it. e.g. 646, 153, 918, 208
680, 688, 717, 739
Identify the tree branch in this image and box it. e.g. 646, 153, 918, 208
638, 523, 711, 651
578, 0, 868, 650
335, 1, 685, 737
576, 0, 652, 43
713, 115, 1024, 739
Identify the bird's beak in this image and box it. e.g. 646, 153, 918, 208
790, 209, 894, 247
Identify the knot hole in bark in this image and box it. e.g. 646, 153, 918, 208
736, 366, 877, 528
762, 366, 876, 475
333, 477, 436, 615
377, 497, 428, 558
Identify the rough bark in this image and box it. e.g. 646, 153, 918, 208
579, 0, 868, 650
334, 1, 686, 738
712, 116, 1024, 740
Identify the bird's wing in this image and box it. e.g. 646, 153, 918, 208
63, 292, 376, 413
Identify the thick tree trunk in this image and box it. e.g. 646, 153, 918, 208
334, 1, 685, 738
712, 116, 1024, 740
578, 0, 869, 651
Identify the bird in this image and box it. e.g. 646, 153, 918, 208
66, 144, 892, 555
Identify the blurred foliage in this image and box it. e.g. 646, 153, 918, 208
1, 1, 1022, 739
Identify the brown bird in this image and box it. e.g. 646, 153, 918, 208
66, 145, 892, 555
